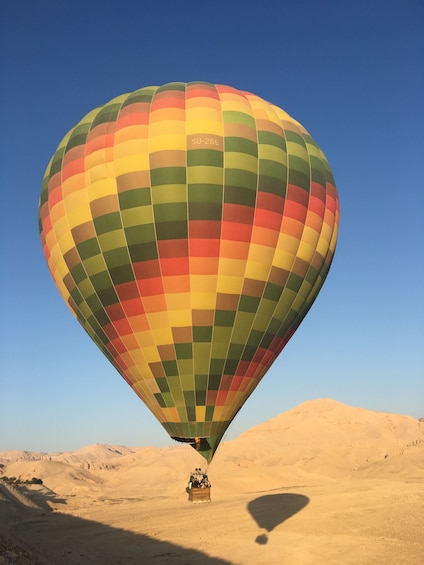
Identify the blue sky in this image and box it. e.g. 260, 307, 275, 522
1, 0, 423, 453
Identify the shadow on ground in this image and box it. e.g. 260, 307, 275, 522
247, 492, 309, 544
0, 484, 232, 565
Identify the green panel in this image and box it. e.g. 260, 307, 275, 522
154, 202, 187, 223
188, 184, 223, 203
238, 295, 260, 313
193, 326, 212, 342
91, 103, 122, 127
97, 286, 119, 307
70, 263, 87, 284
155, 220, 188, 240
195, 374, 208, 389
125, 223, 156, 244
209, 358, 225, 374
258, 130, 286, 149
188, 201, 222, 220
288, 169, 310, 190
77, 238, 101, 260
225, 169, 257, 191
227, 343, 244, 359
285, 130, 306, 146
90, 270, 113, 290
263, 282, 283, 301
225, 137, 258, 156
128, 241, 158, 262
108, 263, 134, 285
259, 159, 287, 180
103, 247, 131, 268
224, 185, 256, 206
163, 360, 178, 377
157, 377, 170, 393
246, 329, 264, 348
150, 167, 186, 186
187, 149, 223, 167
119, 188, 151, 209
195, 390, 207, 405
175, 343, 192, 359
208, 374, 221, 390
258, 174, 286, 195
214, 310, 236, 327
223, 111, 256, 128
286, 272, 304, 292
154, 392, 166, 410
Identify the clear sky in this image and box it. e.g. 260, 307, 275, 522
1, 0, 423, 453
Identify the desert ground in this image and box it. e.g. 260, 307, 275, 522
1, 398, 423, 564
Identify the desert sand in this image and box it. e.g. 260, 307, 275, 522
1, 398, 423, 564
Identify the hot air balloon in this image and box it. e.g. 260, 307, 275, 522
38, 82, 339, 463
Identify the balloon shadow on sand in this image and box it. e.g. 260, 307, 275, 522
247, 493, 309, 544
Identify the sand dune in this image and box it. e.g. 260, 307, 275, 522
1, 398, 423, 564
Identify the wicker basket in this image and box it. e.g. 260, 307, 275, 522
188, 487, 211, 503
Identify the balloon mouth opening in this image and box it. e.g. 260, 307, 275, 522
171, 436, 211, 452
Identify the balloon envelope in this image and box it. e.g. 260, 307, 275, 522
38, 82, 339, 462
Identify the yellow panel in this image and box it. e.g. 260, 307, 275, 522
78, 278, 95, 297
152, 184, 187, 203
276, 233, 300, 254
78, 301, 92, 321
216, 276, 243, 294
296, 241, 315, 263
56, 226, 75, 254
187, 166, 223, 184
301, 225, 320, 246
64, 188, 89, 212
49, 200, 66, 225
273, 249, 295, 271
141, 345, 161, 363
196, 406, 206, 421
86, 149, 109, 169
259, 144, 287, 164
244, 261, 270, 281
168, 309, 192, 326
134, 330, 155, 347
166, 293, 191, 310
247, 243, 274, 264
190, 292, 216, 310
114, 125, 148, 145
185, 106, 221, 120
98, 230, 127, 251
211, 406, 225, 422
193, 343, 211, 368
178, 359, 193, 375
83, 255, 108, 276
150, 109, 185, 123
286, 142, 308, 159
121, 206, 154, 226
291, 292, 308, 313
62, 172, 86, 194
87, 178, 117, 199
219, 258, 245, 276
186, 119, 223, 136
114, 153, 150, 175
66, 204, 93, 227
225, 152, 257, 173
191, 275, 217, 292
149, 134, 186, 153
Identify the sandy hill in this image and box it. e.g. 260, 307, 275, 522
1, 399, 423, 497
1, 398, 424, 565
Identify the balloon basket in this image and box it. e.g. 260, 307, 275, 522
188, 487, 211, 503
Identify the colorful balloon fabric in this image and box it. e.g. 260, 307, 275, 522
38, 82, 339, 463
